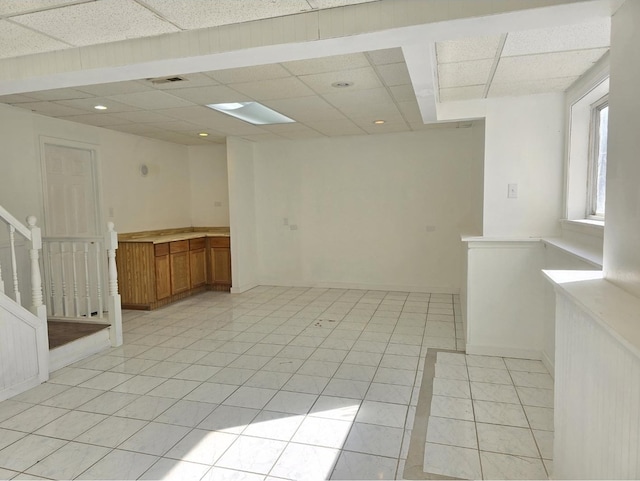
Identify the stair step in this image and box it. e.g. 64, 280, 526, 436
48, 320, 110, 349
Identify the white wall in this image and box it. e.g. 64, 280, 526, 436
483, 93, 565, 237
604, 0, 640, 298
188, 144, 229, 227
251, 127, 484, 292
0, 103, 194, 235
227, 137, 259, 293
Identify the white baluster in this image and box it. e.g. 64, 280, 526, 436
106, 223, 118, 297
60, 242, 68, 317
26, 216, 46, 323
8, 225, 21, 305
47, 242, 56, 316
0, 246, 4, 295
105, 222, 122, 347
71, 242, 79, 317
83, 242, 91, 318
95, 241, 103, 318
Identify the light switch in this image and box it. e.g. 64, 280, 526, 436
508, 183, 518, 199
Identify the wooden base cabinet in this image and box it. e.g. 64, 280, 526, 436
208, 237, 232, 291
118, 235, 231, 310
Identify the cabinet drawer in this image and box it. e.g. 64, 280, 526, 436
208, 237, 230, 248
169, 240, 189, 253
154, 243, 169, 257
189, 237, 206, 251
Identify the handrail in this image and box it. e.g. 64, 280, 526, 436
0, 205, 31, 239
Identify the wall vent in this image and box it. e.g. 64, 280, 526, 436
147, 76, 186, 85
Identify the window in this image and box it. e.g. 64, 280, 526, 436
588, 97, 608, 218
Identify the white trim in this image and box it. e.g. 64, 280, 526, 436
542, 350, 555, 379
256, 279, 459, 294
230, 283, 259, 294
465, 343, 542, 361
49, 328, 111, 372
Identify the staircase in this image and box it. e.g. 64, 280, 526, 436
0, 206, 123, 401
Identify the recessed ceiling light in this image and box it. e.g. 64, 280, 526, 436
206, 101, 295, 125
373, 120, 385, 125
198, 132, 209, 137
94, 105, 108, 110
331, 81, 354, 88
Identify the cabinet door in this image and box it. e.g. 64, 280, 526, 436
210, 247, 232, 284
155, 255, 171, 300
190, 249, 206, 288
170, 251, 191, 294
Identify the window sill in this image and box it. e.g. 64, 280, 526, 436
561, 219, 604, 239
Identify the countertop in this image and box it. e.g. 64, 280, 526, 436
120, 231, 230, 244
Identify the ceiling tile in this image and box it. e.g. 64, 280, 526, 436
322, 87, 400, 118
230, 77, 316, 101
351, 113, 407, 127
437, 59, 493, 88
76, 81, 151, 97
106, 123, 164, 135
140, 130, 206, 145
492, 49, 608, 83
359, 121, 409, 135
0, 20, 69, 59
375, 63, 412, 86
206, 64, 292, 84
153, 106, 220, 122
262, 96, 346, 122
299, 67, 382, 94
0, 1, 82, 16
396, 100, 423, 123
144, 120, 206, 132
108, 110, 174, 123
305, 119, 366, 136
260, 122, 321, 134
166, 85, 251, 105
366, 48, 404, 65
107, 90, 195, 110
309, 0, 379, 7
389, 84, 416, 103
147, 73, 219, 90
278, 128, 326, 140
488, 77, 579, 97
57, 113, 132, 127
16, 101, 90, 117
0, 93, 40, 103
502, 20, 611, 57
439, 85, 485, 102
138, 0, 309, 29
239, 133, 286, 142
436, 36, 502, 63
26, 88, 94, 101
54, 97, 140, 113
11, 0, 179, 47
282, 53, 370, 75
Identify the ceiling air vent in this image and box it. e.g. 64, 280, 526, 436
147, 76, 187, 85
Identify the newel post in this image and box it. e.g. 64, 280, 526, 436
27, 216, 47, 323
105, 222, 123, 347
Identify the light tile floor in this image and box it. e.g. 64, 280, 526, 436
424, 352, 554, 480
0, 286, 464, 480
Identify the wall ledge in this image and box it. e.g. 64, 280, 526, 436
543, 270, 640, 359
542, 237, 603, 268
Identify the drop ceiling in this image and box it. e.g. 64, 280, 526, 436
0, 1, 612, 145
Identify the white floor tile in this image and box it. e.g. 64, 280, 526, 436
470, 381, 520, 404
222, 386, 278, 409
309, 396, 362, 422
365, 383, 412, 405
201, 466, 265, 481
113, 395, 177, 420
264, 391, 318, 414
429, 395, 474, 421
480, 451, 548, 480
111, 375, 166, 395
146, 379, 202, 399
282, 374, 330, 394
504, 358, 549, 373
291, 416, 352, 448
34, 410, 107, 440
524, 405, 554, 431
48, 367, 102, 386
270, 442, 340, 481
118, 421, 191, 456
0, 434, 67, 472
0, 428, 25, 451
426, 416, 477, 449
209, 367, 258, 385
473, 399, 529, 428
323, 378, 370, 399
476, 423, 540, 457
331, 451, 397, 480
435, 363, 469, 381
165, 429, 237, 465
154, 399, 217, 427
140, 458, 210, 481
78, 449, 158, 480
215, 436, 287, 475
242, 410, 305, 441
77, 391, 140, 415
0, 405, 69, 433
466, 354, 506, 369
184, 382, 238, 404
343, 422, 404, 457
24, 441, 110, 479
0, 401, 32, 423
468, 366, 513, 385
516, 386, 554, 408
423, 442, 482, 480
197, 405, 260, 434
533, 429, 554, 459
432, 378, 471, 399
510, 371, 554, 389
41, 386, 103, 409
244, 371, 292, 390
76, 415, 147, 448
355, 400, 408, 428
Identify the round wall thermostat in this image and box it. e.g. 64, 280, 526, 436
140, 164, 149, 177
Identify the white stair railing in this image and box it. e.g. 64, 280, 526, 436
0, 206, 47, 322
42, 221, 122, 347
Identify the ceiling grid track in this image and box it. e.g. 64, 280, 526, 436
483, 34, 508, 99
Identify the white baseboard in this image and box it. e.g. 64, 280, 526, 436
49, 328, 111, 372
465, 344, 542, 360
542, 350, 555, 378
230, 282, 259, 294
0, 376, 43, 403
256, 279, 459, 294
